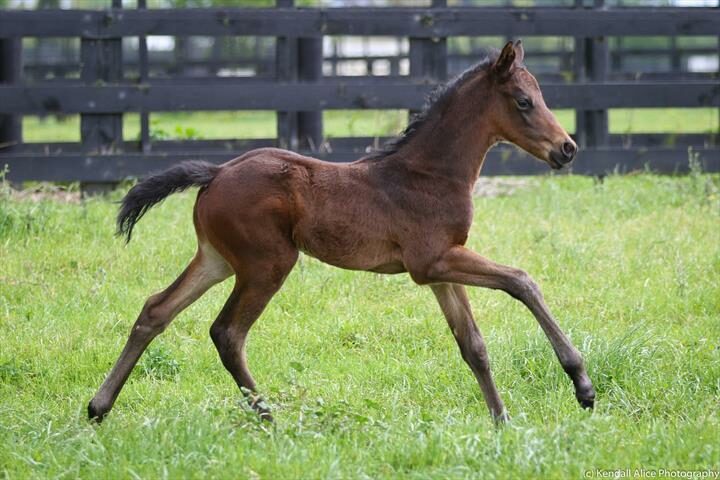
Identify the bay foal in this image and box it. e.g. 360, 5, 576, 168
89, 41, 595, 423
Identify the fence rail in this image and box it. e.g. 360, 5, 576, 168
2, 8, 720, 37
20, 47, 720, 81
0, 4, 718, 187
1, 81, 718, 113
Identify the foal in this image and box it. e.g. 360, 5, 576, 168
88, 41, 595, 423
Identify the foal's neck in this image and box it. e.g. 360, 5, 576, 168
390, 82, 496, 187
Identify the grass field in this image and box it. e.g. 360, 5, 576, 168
1, 172, 719, 479
21, 107, 720, 142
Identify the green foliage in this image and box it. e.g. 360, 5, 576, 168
0, 174, 718, 478
138, 346, 181, 380
146, 119, 204, 141
0, 168, 53, 240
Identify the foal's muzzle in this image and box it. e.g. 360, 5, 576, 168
549, 140, 578, 169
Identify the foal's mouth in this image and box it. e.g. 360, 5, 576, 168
548, 150, 573, 170
547, 155, 565, 170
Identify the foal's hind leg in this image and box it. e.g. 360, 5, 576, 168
88, 245, 231, 421
431, 283, 508, 423
210, 252, 298, 421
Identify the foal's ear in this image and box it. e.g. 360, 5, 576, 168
492, 41, 517, 80
514, 39, 525, 65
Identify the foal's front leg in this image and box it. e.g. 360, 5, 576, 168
426, 246, 596, 409
431, 283, 508, 423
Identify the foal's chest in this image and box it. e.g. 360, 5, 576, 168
398, 190, 474, 245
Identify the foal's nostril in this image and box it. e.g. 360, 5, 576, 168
561, 141, 577, 161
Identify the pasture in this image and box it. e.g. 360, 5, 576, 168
1, 171, 718, 478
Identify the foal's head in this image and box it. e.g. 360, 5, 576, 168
484, 41, 577, 169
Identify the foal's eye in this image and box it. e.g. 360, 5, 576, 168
515, 98, 532, 110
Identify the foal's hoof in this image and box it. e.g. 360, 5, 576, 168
246, 394, 274, 423
87, 400, 108, 423
578, 396, 594, 410
576, 387, 596, 410
492, 410, 511, 426
258, 410, 274, 423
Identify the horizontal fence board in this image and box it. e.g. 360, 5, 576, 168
5, 134, 715, 156
1, 81, 717, 114
22, 71, 720, 87
6, 139, 276, 154
483, 148, 719, 176
3, 147, 717, 182
22, 47, 720, 70
1, 8, 720, 38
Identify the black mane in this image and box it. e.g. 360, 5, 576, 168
365, 49, 499, 161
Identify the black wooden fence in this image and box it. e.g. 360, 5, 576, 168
0, 2, 718, 188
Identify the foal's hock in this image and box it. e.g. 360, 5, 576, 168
88, 41, 595, 424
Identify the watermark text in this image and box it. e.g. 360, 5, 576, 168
583, 469, 719, 479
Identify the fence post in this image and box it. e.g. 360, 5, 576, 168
409, 0, 447, 119
611, 37, 622, 72
276, 0, 299, 151
573, 0, 585, 146
276, 0, 323, 153
669, 36, 681, 74
0, 37, 22, 166
137, 0, 150, 154
79, 0, 123, 195
297, 37, 323, 151
575, 0, 609, 150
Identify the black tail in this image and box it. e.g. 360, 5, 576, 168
117, 160, 220, 243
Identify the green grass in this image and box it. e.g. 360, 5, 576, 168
21, 107, 719, 142
1, 173, 719, 478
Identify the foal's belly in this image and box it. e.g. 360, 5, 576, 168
292, 220, 404, 273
